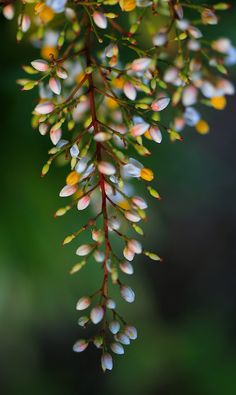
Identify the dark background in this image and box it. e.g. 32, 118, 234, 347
0, 5, 236, 395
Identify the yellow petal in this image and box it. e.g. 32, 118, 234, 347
195, 120, 210, 135
140, 168, 154, 181
119, 0, 136, 12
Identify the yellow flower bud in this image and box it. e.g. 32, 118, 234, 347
195, 120, 210, 135
140, 168, 154, 181
210, 96, 226, 110
66, 171, 80, 186
38, 5, 55, 24
106, 97, 118, 109
41, 46, 58, 60
119, 0, 136, 12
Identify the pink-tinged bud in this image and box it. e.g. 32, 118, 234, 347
106, 298, 116, 309
182, 85, 198, 107
116, 332, 130, 345
101, 353, 113, 372
109, 320, 120, 334
49, 77, 61, 95
50, 128, 62, 145
124, 325, 138, 340
3, 5, 14, 20
123, 82, 137, 101
111, 342, 124, 355
132, 196, 148, 210
39, 123, 49, 136
149, 126, 162, 144
119, 261, 134, 275
31, 59, 49, 72
94, 132, 111, 142
123, 247, 135, 262
35, 102, 55, 115
131, 57, 151, 72
77, 195, 90, 211
76, 244, 92, 256
98, 161, 116, 175
188, 26, 202, 39
151, 97, 170, 112
153, 32, 167, 47
124, 211, 141, 223
130, 123, 149, 137
90, 306, 104, 324
93, 250, 105, 263
56, 67, 68, 79
59, 184, 77, 197
78, 316, 89, 327
127, 239, 142, 254
164, 67, 179, 83
108, 217, 121, 231
73, 339, 89, 352
120, 285, 135, 303
76, 296, 91, 311
20, 15, 31, 32
92, 12, 108, 29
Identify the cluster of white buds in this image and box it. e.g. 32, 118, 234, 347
3, 0, 235, 371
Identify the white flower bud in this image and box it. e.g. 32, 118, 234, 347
123, 82, 137, 101
106, 298, 116, 309
131, 57, 151, 72
49, 77, 61, 95
93, 12, 107, 29
20, 15, 31, 32
94, 132, 111, 142
101, 353, 113, 371
109, 320, 120, 334
182, 85, 198, 107
35, 102, 55, 115
90, 305, 104, 324
124, 211, 141, 223
127, 239, 142, 254
132, 196, 148, 210
120, 285, 135, 303
151, 97, 170, 112
93, 250, 105, 263
31, 59, 49, 72
111, 342, 124, 355
119, 261, 134, 275
124, 325, 138, 340
59, 184, 77, 197
76, 244, 92, 256
98, 161, 116, 175
76, 296, 91, 311
39, 123, 49, 136
56, 67, 68, 79
73, 339, 89, 352
3, 5, 14, 20
153, 32, 167, 46
123, 247, 135, 262
130, 122, 149, 137
77, 195, 90, 210
50, 128, 62, 145
116, 332, 130, 345
70, 143, 79, 158
149, 126, 162, 143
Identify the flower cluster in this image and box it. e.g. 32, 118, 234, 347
2, 0, 235, 371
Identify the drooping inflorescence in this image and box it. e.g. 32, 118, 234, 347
2, 0, 235, 371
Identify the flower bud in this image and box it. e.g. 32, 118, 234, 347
123, 82, 137, 101
76, 296, 91, 311
90, 305, 104, 324
56, 67, 68, 79
93, 335, 103, 348
77, 195, 90, 210
59, 184, 77, 197
93, 250, 105, 263
109, 320, 120, 334
50, 128, 62, 145
132, 196, 148, 210
111, 342, 124, 355
73, 339, 88, 352
120, 285, 135, 303
31, 59, 49, 72
93, 12, 107, 29
124, 211, 141, 223
35, 102, 55, 115
116, 332, 130, 345
101, 353, 113, 372
76, 244, 92, 256
49, 77, 61, 95
78, 316, 89, 327
131, 57, 151, 72
119, 261, 134, 275
124, 325, 138, 340
130, 123, 150, 137
149, 126, 162, 144
123, 247, 135, 262
98, 161, 116, 175
127, 239, 142, 254
106, 298, 116, 309
151, 97, 170, 112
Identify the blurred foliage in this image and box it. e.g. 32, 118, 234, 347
0, 5, 236, 395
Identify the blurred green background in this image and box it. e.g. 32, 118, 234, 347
1, 5, 236, 395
